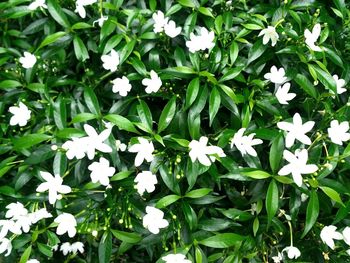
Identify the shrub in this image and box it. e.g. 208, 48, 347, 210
1, 0, 350, 262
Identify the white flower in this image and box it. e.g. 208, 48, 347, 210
75, 0, 97, 18
60, 242, 72, 255
28, 0, 47, 10
162, 253, 191, 263
62, 137, 88, 160
36, 171, 72, 205
278, 149, 318, 187
142, 206, 169, 234
0, 220, 21, 238
112, 76, 132, 97
320, 225, 343, 249
304, 23, 322, 52
29, 208, 52, 224
189, 136, 226, 166
27, 259, 40, 263
134, 171, 158, 195
264, 66, 287, 84
9, 102, 31, 126
258, 26, 279, 46
0, 238, 12, 257
5, 202, 28, 219
54, 213, 77, 237
84, 124, 112, 160
230, 128, 262, 157
152, 11, 169, 33
116, 140, 127, 151
164, 20, 182, 38
19, 52, 37, 69
186, 27, 215, 53
93, 15, 108, 27
282, 246, 301, 259
88, 157, 115, 186
101, 49, 120, 72
333, 74, 346, 94
275, 82, 296, 104
277, 113, 315, 148
71, 242, 84, 254
13, 216, 32, 233
129, 137, 155, 167
342, 226, 350, 246
328, 120, 350, 145
142, 70, 162, 93
271, 252, 282, 263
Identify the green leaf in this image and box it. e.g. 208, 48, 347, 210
103, 35, 123, 55
53, 94, 67, 130
269, 134, 284, 174
266, 179, 278, 224
71, 113, 97, 123
129, 57, 147, 76
137, 100, 153, 133
110, 171, 133, 181
294, 73, 318, 99
199, 233, 245, 248
178, 0, 199, 8
71, 22, 92, 30
242, 170, 272, 179
13, 134, 51, 151
247, 40, 267, 65
198, 7, 214, 18
0, 80, 21, 89
312, 65, 337, 94
301, 190, 319, 238
47, 0, 70, 28
185, 77, 200, 109
219, 66, 244, 82
185, 188, 212, 198
320, 186, 344, 206
209, 87, 221, 126
104, 114, 140, 134
38, 242, 53, 257
110, 229, 142, 244
229, 41, 239, 64
38, 31, 67, 50
84, 86, 101, 115
120, 39, 136, 64
242, 23, 263, 30
73, 35, 89, 62
253, 217, 259, 236
56, 128, 86, 138
158, 96, 176, 133
98, 231, 112, 263
156, 195, 181, 208
19, 245, 31, 263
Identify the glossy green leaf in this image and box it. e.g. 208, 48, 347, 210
266, 179, 278, 224
199, 233, 245, 248
301, 190, 319, 238
156, 194, 181, 208
158, 96, 176, 133
209, 87, 221, 126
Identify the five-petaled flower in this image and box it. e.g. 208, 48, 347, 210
112, 76, 132, 97
282, 246, 301, 259
186, 27, 215, 53
101, 49, 120, 72
264, 66, 287, 84
8, 102, 31, 127
164, 20, 182, 38
304, 23, 322, 52
142, 206, 169, 234
189, 136, 226, 166
88, 157, 115, 186
259, 26, 279, 46
36, 171, 72, 205
142, 70, 162, 93
230, 128, 263, 157
19, 52, 37, 69
162, 253, 192, 263
134, 171, 158, 195
129, 137, 155, 167
152, 10, 169, 33
277, 113, 315, 148
54, 213, 77, 237
332, 74, 346, 94
275, 82, 296, 104
320, 225, 343, 249
84, 124, 112, 160
328, 120, 350, 145
278, 149, 318, 187
28, 0, 47, 10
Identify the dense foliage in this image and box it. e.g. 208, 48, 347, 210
1, 0, 350, 262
